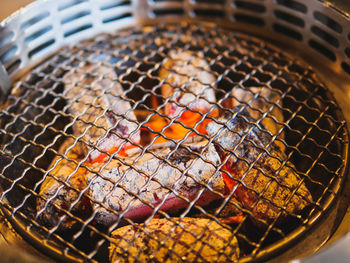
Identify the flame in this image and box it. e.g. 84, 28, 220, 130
222, 165, 256, 207
219, 215, 244, 224
143, 108, 218, 144
89, 107, 218, 163
89, 144, 136, 164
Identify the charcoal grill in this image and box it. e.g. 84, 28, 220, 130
0, 0, 350, 262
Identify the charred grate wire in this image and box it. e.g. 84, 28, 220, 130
0, 23, 348, 262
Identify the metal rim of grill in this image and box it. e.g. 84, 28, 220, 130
0, 22, 348, 262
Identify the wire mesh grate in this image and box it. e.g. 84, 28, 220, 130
0, 23, 348, 262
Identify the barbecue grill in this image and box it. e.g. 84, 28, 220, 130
0, 0, 350, 262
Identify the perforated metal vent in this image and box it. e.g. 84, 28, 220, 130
0, 0, 349, 94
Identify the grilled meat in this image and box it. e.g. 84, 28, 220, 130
206, 111, 312, 224
109, 217, 239, 262
89, 140, 225, 226
63, 64, 141, 163
36, 139, 92, 231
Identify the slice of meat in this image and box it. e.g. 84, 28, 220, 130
206, 111, 313, 224
109, 217, 239, 262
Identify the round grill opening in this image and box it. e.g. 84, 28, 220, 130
0, 23, 348, 262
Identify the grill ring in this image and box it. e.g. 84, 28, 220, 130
0, 23, 348, 262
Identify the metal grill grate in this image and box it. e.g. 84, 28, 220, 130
0, 23, 348, 262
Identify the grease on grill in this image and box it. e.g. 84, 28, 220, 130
0, 24, 347, 262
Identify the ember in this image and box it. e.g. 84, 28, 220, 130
143, 108, 218, 143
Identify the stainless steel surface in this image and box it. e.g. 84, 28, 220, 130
0, 0, 350, 262
0, 209, 50, 262
0, 0, 347, 84
0, 62, 11, 95
291, 233, 350, 263
293, 232, 350, 263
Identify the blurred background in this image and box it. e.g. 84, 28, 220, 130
0, 0, 33, 21
0, 0, 349, 22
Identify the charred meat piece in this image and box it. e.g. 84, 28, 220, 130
36, 139, 92, 231
109, 217, 239, 262
206, 111, 312, 224
63, 64, 141, 163
89, 140, 225, 226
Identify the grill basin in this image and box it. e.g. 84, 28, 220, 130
0, 23, 348, 262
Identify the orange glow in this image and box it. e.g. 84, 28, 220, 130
89, 108, 218, 163
222, 172, 237, 195
219, 215, 243, 224
143, 108, 218, 144
90, 144, 137, 164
